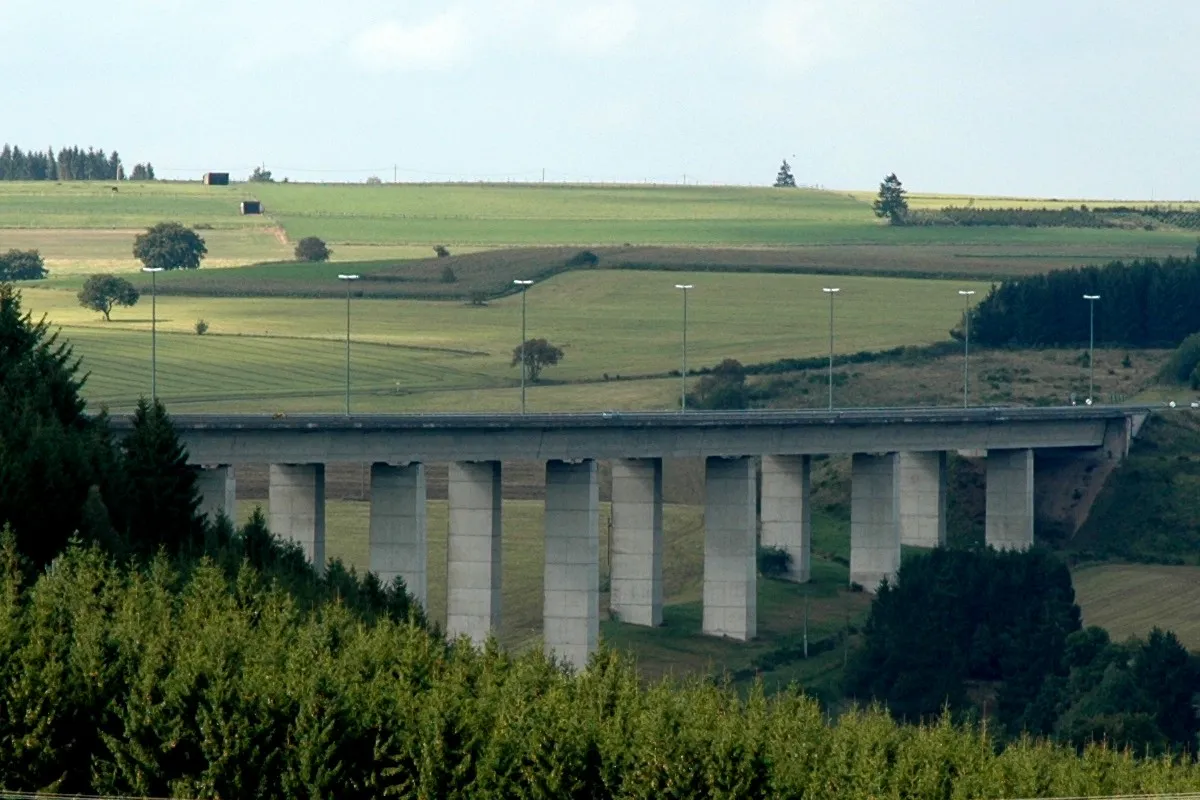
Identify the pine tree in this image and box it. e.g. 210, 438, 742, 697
872, 173, 909, 224
773, 159, 796, 188
117, 398, 204, 558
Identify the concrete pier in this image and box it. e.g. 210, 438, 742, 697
759, 454, 812, 582
986, 449, 1035, 550
899, 451, 947, 548
610, 458, 664, 627
850, 453, 900, 592
368, 462, 427, 607
268, 463, 326, 570
702, 456, 757, 641
446, 461, 502, 645
543, 460, 600, 669
194, 465, 236, 525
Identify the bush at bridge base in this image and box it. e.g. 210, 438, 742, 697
0, 535, 1197, 799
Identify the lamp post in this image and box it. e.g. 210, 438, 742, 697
141, 266, 164, 401
822, 287, 840, 410
1084, 294, 1100, 404
958, 289, 976, 407
513, 279, 534, 413
674, 284, 693, 411
338, 274, 359, 415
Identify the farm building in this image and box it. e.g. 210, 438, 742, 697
240, 200, 262, 215
203, 172, 230, 185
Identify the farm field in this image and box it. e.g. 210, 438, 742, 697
20, 269, 988, 412
1, 181, 1195, 276
1073, 564, 1200, 649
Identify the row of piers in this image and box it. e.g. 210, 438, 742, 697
193, 449, 1036, 669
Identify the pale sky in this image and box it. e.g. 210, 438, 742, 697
2, 0, 1196, 198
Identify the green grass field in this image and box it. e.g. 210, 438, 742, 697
21, 269, 988, 412
2, 181, 1195, 277
1073, 564, 1200, 649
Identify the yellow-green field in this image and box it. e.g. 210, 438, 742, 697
1072, 564, 1200, 649
21, 269, 988, 412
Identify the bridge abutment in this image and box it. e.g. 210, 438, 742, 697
544, 459, 600, 669
369, 462, 428, 607
899, 451, 947, 548
446, 461, 503, 645
610, 458, 664, 627
986, 449, 1035, 550
850, 452, 901, 592
760, 454, 812, 582
703, 456, 757, 641
269, 463, 326, 571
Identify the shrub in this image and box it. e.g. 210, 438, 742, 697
1159, 332, 1200, 384
758, 545, 791, 577
566, 249, 599, 267
294, 236, 331, 262
434, 244, 450, 258
195, 319, 209, 335
440, 265, 457, 283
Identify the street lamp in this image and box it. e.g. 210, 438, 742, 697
338, 274, 360, 415
1084, 294, 1101, 404
674, 284, 693, 410
822, 288, 840, 410
513, 279, 534, 413
958, 290, 976, 407
141, 266, 164, 401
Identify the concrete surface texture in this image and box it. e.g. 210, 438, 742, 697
898, 451, 948, 548
368, 462, 428, 607
702, 456, 758, 641
985, 449, 1035, 550
543, 459, 600, 669
446, 461, 503, 645
268, 463, 326, 570
194, 464, 236, 525
609, 458, 664, 627
849, 453, 901, 592
759, 454, 812, 583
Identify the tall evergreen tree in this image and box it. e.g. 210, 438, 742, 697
773, 159, 796, 188
872, 173, 909, 224
117, 398, 204, 558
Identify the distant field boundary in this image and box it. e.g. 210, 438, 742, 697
127, 243, 1199, 300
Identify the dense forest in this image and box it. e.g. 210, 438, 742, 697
0, 144, 152, 181
967, 253, 1200, 347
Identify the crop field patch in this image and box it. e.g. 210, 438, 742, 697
1073, 564, 1200, 649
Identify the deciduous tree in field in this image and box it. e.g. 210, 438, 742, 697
133, 222, 207, 271
78, 274, 139, 321
128, 162, 155, 180
0, 249, 48, 280
873, 173, 909, 224
774, 159, 796, 187
511, 338, 563, 382
294, 236, 331, 262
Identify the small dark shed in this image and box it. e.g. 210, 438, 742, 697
204, 172, 230, 185
240, 200, 263, 215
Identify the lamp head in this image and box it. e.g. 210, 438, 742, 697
338, 274, 360, 281
513, 279, 534, 286
1083, 294, 1100, 300
822, 287, 840, 293
958, 290, 975, 296
674, 284, 693, 290
141, 267, 165, 273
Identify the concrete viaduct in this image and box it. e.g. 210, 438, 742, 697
111, 407, 1146, 669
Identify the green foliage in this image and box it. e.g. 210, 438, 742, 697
439, 265, 457, 283
757, 545, 791, 577
128, 162, 155, 181
970, 254, 1200, 347
115, 398, 204, 558
1158, 331, 1200, 384
133, 222, 208, 271
194, 318, 209, 335
688, 358, 753, 409
872, 173, 908, 224
0, 540, 1197, 796
0, 249, 48, 281
773, 159, 796, 188
249, 166, 274, 183
846, 548, 1081, 724
0, 143, 123, 180
512, 338, 563, 382
294, 236, 331, 263
565, 249, 599, 267
77, 273, 139, 321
